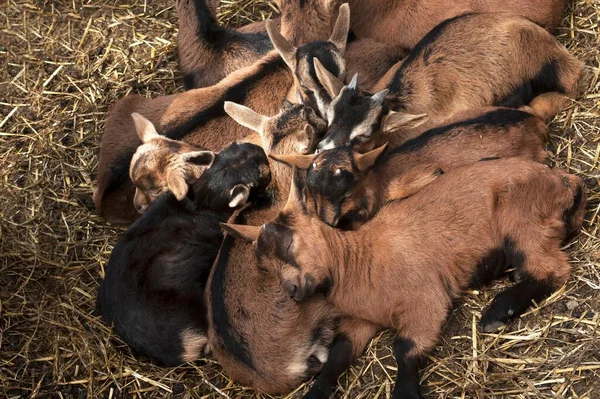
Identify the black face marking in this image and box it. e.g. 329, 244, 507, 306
102, 57, 286, 200
392, 337, 422, 399
296, 41, 341, 85
192, 142, 270, 211
256, 223, 300, 270
210, 235, 256, 369
493, 60, 566, 108
319, 88, 382, 149
385, 108, 532, 160
307, 148, 359, 209
469, 237, 526, 289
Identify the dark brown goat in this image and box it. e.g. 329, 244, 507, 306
344, 0, 569, 49
272, 106, 549, 228
95, 7, 350, 223
223, 157, 587, 398
315, 13, 584, 153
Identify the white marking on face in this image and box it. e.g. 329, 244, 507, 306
334, 168, 341, 176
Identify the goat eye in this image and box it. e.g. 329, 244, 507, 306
334, 168, 342, 176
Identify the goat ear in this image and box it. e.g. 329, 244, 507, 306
181, 150, 215, 179
166, 170, 189, 201
370, 89, 389, 106
355, 143, 388, 172
220, 223, 261, 242
284, 167, 308, 212
269, 153, 314, 169
181, 150, 215, 166
131, 112, 160, 143
228, 184, 251, 208
382, 111, 429, 133
266, 19, 297, 70
328, 3, 350, 53
224, 101, 269, 134
314, 57, 344, 98
282, 99, 294, 109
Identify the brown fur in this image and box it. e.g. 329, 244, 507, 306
95, 5, 356, 223
205, 102, 341, 394
128, 113, 216, 213
345, 0, 569, 49
275, 106, 550, 228
317, 13, 584, 153
226, 157, 586, 395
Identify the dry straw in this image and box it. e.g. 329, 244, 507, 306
0, 0, 598, 397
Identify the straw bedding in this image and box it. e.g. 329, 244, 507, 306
1, 0, 599, 397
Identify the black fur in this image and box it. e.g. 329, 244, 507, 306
304, 334, 353, 399
469, 237, 526, 289
318, 88, 384, 149
493, 60, 565, 108
392, 337, 422, 399
385, 108, 532, 159
210, 234, 256, 369
307, 147, 359, 207
387, 13, 472, 95
96, 193, 223, 366
480, 275, 555, 332
96, 143, 269, 366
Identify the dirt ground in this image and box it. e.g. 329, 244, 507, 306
1, 0, 599, 398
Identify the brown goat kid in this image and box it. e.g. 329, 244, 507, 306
272, 106, 549, 228
95, 6, 351, 223
205, 101, 337, 394
345, 0, 569, 49
207, 101, 380, 398
223, 158, 587, 398
315, 13, 584, 153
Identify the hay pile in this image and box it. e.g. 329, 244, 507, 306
1, 0, 598, 397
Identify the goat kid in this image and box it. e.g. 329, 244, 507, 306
205, 100, 343, 394
96, 140, 271, 366
271, 106, 549, 228
95, 7, 349, 223
314, 13, 584, 153
223, 157, 586, 398
128, 113, 272, 213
